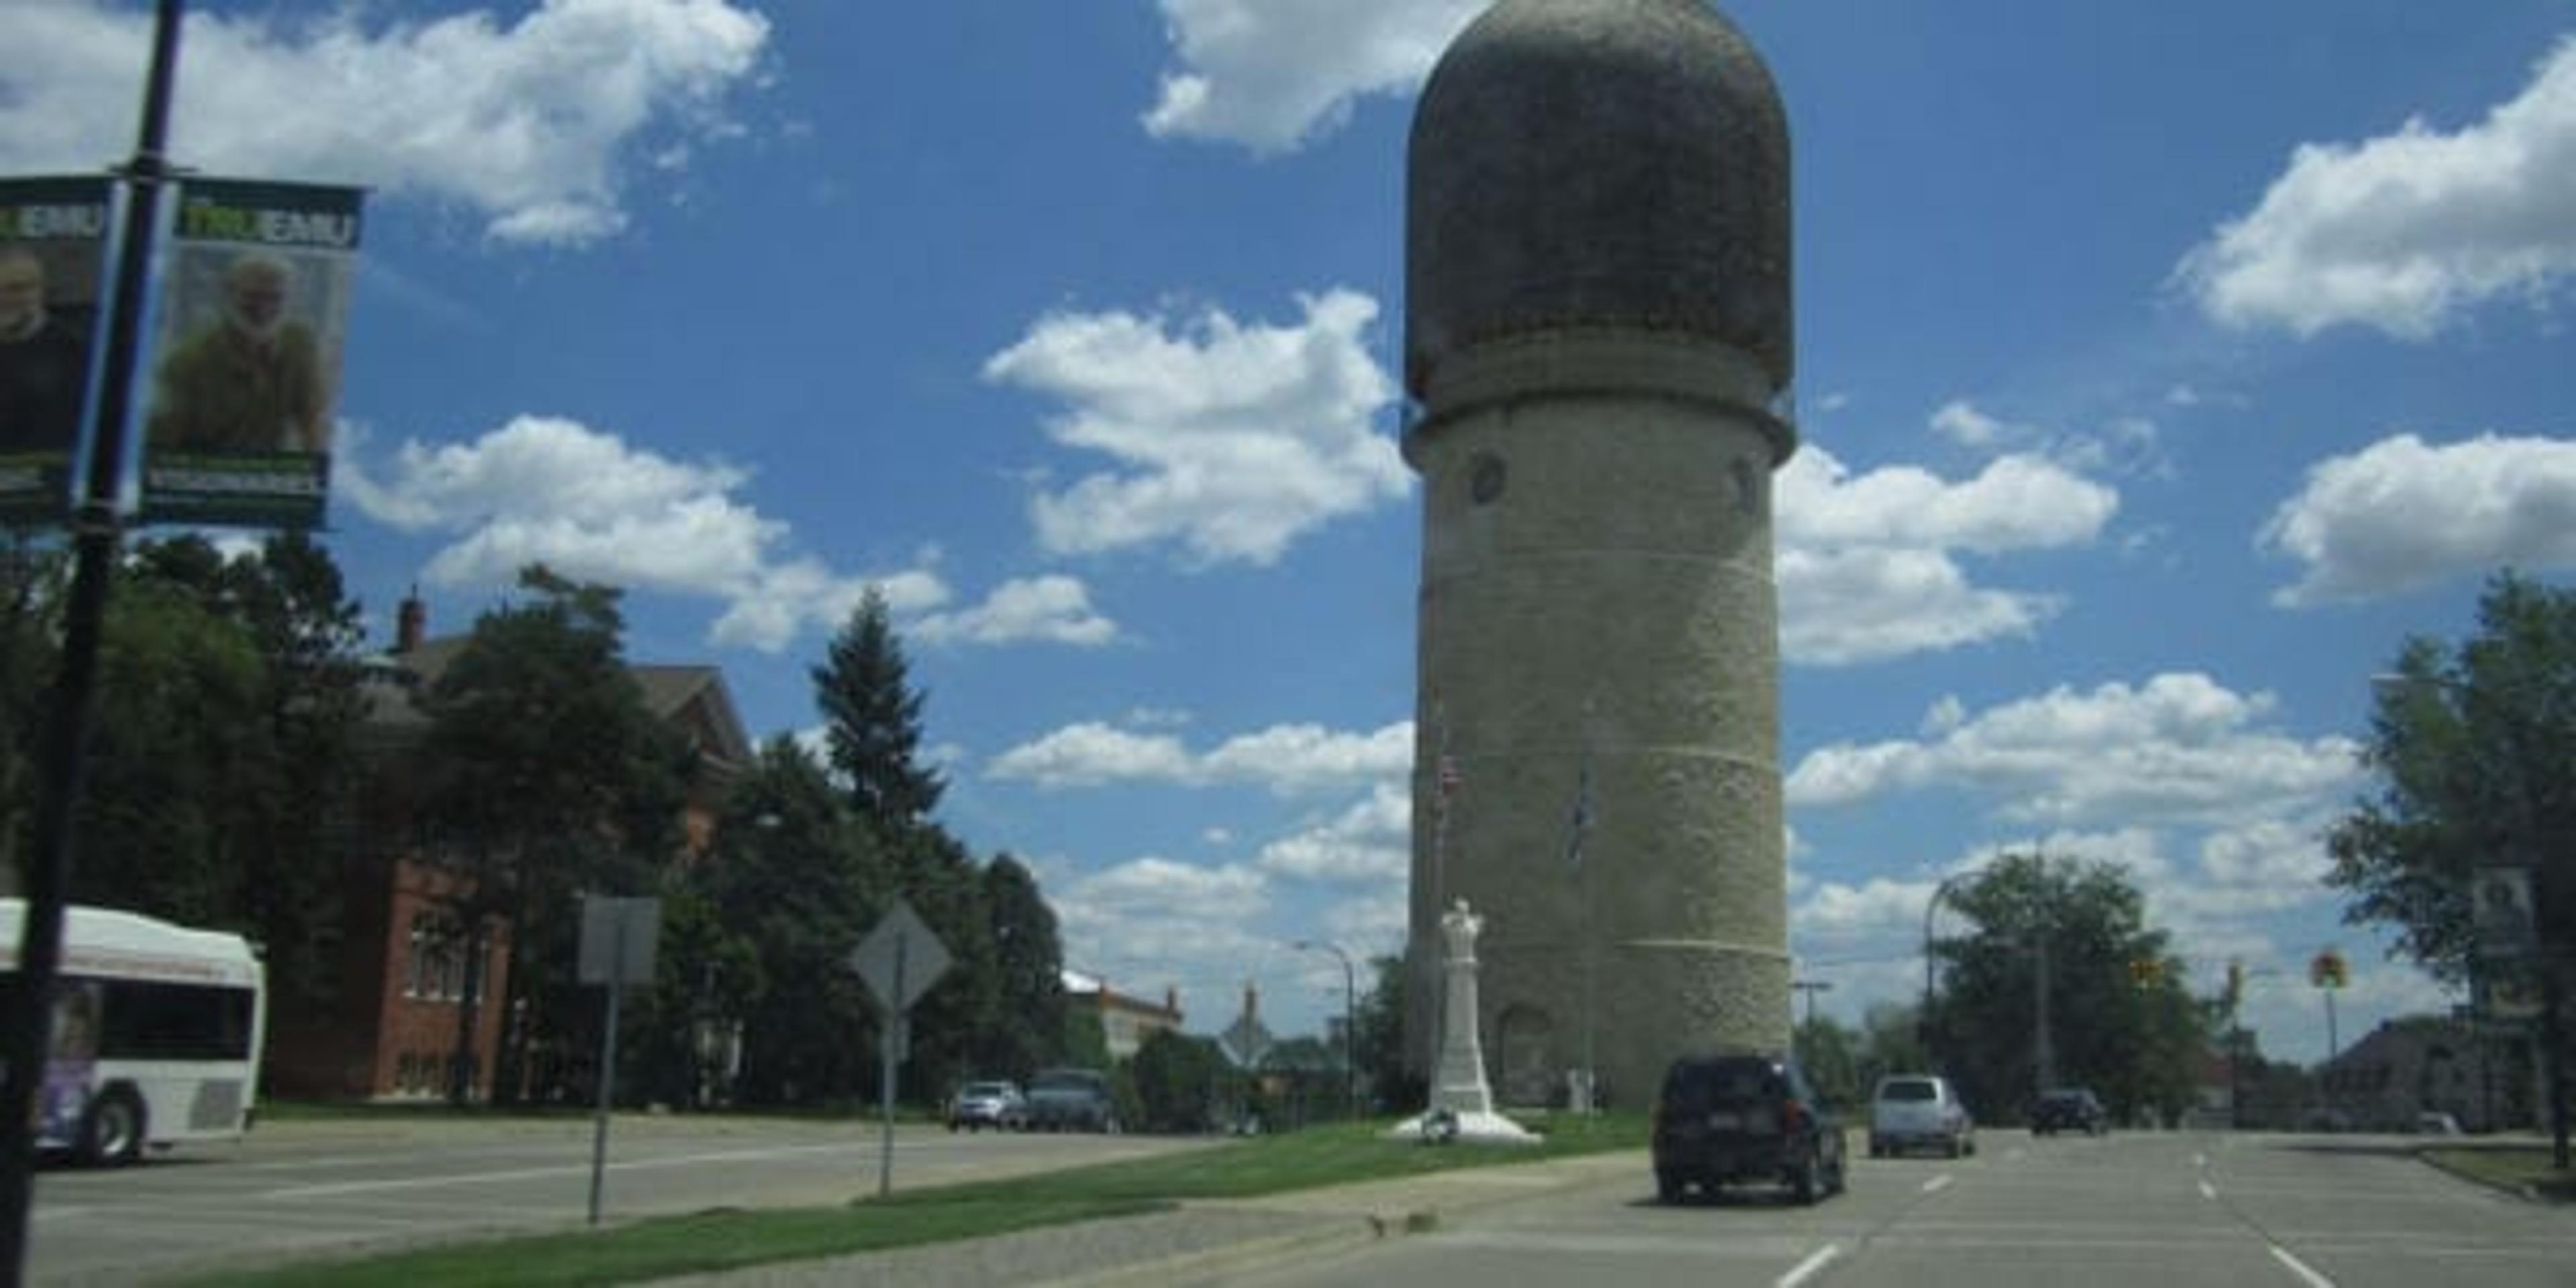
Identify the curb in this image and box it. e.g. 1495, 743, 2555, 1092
1042, 1150, 1642, 1287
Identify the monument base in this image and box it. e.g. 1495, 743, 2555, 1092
1386, 1108, 1540, 1146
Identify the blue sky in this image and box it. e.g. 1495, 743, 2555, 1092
7, 0, 2576, 1066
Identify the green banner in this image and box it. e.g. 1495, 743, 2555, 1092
141, 178, 364, 530
0, 176, 113, 529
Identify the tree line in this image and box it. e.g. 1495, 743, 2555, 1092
1, 537, 1072, 1110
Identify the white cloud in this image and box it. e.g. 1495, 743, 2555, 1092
0, 0, 771, 247
1778, 547, 2058, 666
987, 718, 1409, 795
1049, 855, 1277, 1003
1142, 0, 1484, 152
341, 415, 1087, 653
985, 289, 1409, 566
1257, 784, 1410, 883
2181, 38, 2576, 337
1795, 877, 1937, 939
913, 576, 1118, 647
1772, 443, 2116, 666
1786, 674, 2364, 828
2261, 432, 2576, 606
1929, 400, 2014, 449
1779, 448, 2118, 558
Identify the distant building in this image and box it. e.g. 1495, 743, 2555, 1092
1062, 969, 1183, 1061
2316, 1014, 2528, 1133
263, 595, 750, 1102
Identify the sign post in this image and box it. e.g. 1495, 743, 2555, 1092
849, 898, 950, 1197
578, 895, 660, 1226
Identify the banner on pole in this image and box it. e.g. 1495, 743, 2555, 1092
0, 178, 112, 528
140, 178, 363, 529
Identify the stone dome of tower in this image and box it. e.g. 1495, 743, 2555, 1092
1405, 0, 1792, 400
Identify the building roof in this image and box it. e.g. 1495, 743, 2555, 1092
1406, 0, 1792, 397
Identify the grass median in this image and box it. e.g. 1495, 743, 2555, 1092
188, 1112, 1648, 1287
2419, 1144, 2576, 1201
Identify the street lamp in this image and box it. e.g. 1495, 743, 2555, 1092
1292, 939, 1357, 1120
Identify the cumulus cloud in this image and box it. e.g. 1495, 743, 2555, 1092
985, 289, 1408, 566
2261, 432, 2576, 606
0, 0, 771, 247
1786, 674, 2364, 828
1772, 444, 2116, 665
339, 415, 1100, 651
1256, 784, 1410, 883
1142, 0, 1484, 152
2180, 38, 2576, 337
987, 718, 1409, 795
912, 576, 1119, 647
1049, 855, 1275, 995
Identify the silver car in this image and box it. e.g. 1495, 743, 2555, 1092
1870, 1074, 1975, 1158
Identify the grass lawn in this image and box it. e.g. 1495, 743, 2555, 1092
2420, 1144, 2576, 1201
187, 1113, 1646, 1287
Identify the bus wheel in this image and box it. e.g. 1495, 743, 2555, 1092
80, 1089, 145, 1167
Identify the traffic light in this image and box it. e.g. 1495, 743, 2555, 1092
2129, 957, 2163, 988
2226, 959, 2245, 1008
2309, 949, 2348, 989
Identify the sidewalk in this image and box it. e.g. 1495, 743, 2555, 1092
650, 1148, 1648, 1287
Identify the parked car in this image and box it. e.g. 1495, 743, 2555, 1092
1870, 1073, 1975, 1158
946, 1079, 1026, 1132
1023, 1067, 1119, 1132
1651, 1050, 1845, 1205
2031, 1087, 2108, 1136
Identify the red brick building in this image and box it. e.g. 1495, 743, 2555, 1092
264, 598, 749, 1101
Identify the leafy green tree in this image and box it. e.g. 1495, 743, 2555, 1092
1928, 853, 2204, 1124
1351, 954, 1419, 1114
979, 854, 1067, 1080
623, 885, 761, 1109
698, 737, 887, 1106
2329, 572, 2573, 981
889, 826, 998, 1103
0, 539, 65, 889
812, 588, 943, 835
2330, 571, 2574, 1161
412, 566, 688, 1104
1063, 1004, 1111, 1071
1792, 1014, 1865, 1109
1130, 1028, 1226, 1132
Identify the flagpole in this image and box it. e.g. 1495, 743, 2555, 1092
1572, 746, 1596, 1114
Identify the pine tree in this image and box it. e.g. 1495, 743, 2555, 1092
812, 588, 943, 835
979, 854, 1067, 1079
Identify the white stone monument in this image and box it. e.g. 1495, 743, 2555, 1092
1391, 900, 1536, 1144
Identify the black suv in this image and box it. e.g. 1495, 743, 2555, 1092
1652, 1051, 1845, 1204
2031, 1087, 2108, 1136
1023, 1068, 1118, 1132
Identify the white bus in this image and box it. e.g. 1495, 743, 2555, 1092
1, 900, 264, 1165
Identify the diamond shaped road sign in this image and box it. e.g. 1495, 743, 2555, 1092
849, 896, 952, 1014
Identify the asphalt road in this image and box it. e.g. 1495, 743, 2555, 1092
25, 1114, 1216, 1286
1219, 1130, 2576, 1288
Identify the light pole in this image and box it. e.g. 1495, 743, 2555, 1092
1293, 939, 1356, 1120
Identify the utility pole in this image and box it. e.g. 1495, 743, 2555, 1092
1792, 979, 1833, 1029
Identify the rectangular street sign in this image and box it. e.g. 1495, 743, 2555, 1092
578, 896, 661, 987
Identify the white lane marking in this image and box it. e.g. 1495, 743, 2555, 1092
2199, 1179, 2220, 1201
261, 1141, 861, 1200
2193, 1152, 2208, 1169
1922, 1174, 1953, 1194
1777, 1243, 1842, 1288
2269, 1246, 2336, 1288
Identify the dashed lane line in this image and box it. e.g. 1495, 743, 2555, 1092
1777, 1243, 1842, 1288
2269, 1245, 2336, 1288
1922, 1174, 1954, 1195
